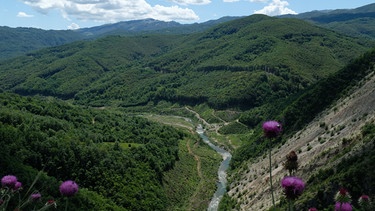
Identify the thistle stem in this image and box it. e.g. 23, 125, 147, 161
288, 199, 293, 211
65, 198, 68, 211
269, 138, 275, 210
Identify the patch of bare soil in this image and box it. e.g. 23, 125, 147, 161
227, 71, 375, 210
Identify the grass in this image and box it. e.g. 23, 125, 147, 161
143, 114, 195, 131
143, 113, 223, 210
163, 135, 222, 210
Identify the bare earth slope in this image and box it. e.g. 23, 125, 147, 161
228, 70, 375, 210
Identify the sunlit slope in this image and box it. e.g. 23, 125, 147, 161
0, 15, 373, 109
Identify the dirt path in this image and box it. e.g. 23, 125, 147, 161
184, 106, 224, 137
186, 139, 202, 178
185, 106, 210, 127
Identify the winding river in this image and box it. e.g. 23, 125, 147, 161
196, 124, 232, 211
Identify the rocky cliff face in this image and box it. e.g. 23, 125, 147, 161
228, 70, 375, 210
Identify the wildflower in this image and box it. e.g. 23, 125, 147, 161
262, 120, 282, 138
335, 188, 351, 203
308, 208, 318, 211
334, 202, 352, 211
262, 120, 282, 209
30, 193, 42, 201
1, 175, 18, 188
13, 181, 22, 191
59, 180, 79, 197
281, 176, 305, 200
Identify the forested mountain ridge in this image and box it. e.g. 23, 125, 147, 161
77, 16, 240, 37
1, 3, 375, 61
0, 17, 238, 61
0, 15, 373, 111
281, 3, 375, 39
0, 26, 84, 60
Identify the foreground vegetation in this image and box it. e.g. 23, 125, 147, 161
0, 93, 192, 210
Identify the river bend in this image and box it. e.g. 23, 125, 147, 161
196, 124, 232, 211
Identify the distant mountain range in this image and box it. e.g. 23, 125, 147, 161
0, 14, 373, 109
280, 3, 375, 39
77, 16, 240, 37
0, 17, 239, 60
0, 3, 375, 60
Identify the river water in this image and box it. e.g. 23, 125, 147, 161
196, 124, 232, 211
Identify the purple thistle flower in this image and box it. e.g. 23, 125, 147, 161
30, 193, 42, 201
13, 181, 22, 191
308, 208, 318, 211
59, 180, 79, 197
280, 176, 305, 200
262, 120, 282, 138
1, 175, 18, 188
335, 202, 352, 211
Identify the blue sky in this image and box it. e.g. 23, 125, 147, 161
1, 0, 374, 30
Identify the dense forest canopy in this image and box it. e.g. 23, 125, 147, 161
0, 15, 373, 111
0, 92, 186, 210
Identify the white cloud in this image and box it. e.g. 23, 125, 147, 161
68, 22, 80, 30
254, 0, 297, 16
153, 5, 199, 21
223, 0, 240, 2
17, 11, 34, 18
169, 0, 211, 5
21, 0, 199, 23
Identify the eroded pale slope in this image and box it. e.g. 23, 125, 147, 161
228, 70, 375, 210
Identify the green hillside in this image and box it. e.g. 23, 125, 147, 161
0, 26, 83, 60
0, 92, 190, 210
221, 48, 375, 211
281, 3, 375, 39
0, 17, 238, 61
231, 47, 375, 168
0, 15, 373, 110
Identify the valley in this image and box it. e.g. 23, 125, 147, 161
1, 3, 375, 210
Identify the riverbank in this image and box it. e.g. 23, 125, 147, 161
144, 113, 223, 210
197, 125, 232, 211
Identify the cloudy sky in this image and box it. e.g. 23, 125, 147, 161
1, 0, 374, 30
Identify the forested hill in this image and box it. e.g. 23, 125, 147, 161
281, 3, 375, 39
0, 26, 83, 60
77, 16, 240, 37
1, 3, 375, 61
0, 92, 185, 210
0, 17, 238, 61
0, 15, 373, 110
